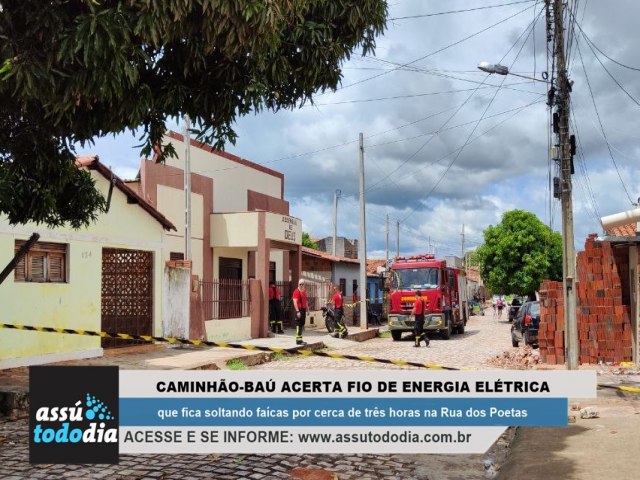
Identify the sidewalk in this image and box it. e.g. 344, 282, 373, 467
496, 378, 640, 480
0, 324, 381, 418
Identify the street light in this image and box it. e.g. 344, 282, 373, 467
477, 62, 548, 83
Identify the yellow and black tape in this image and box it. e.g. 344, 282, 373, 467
3, 323, 639, 386
0, 322, 459, 371
597, 383, 640, 394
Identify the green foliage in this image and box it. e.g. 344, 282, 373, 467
226, 359, 247, 370
302, 232, 318, 249
476, 210, 562, 297
0, 0, 388, 227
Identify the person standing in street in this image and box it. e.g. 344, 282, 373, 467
329, 284, 348, 339
268, 281, 284, 334
412, 290, 430, 348
292, 279, 308, 346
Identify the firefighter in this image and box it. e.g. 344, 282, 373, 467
268, 282, 284, 334
292, 279, 308, 346
330, 285, 348, 339
412, 290, 430, 348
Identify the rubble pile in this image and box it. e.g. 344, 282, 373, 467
485, 347, 542, 370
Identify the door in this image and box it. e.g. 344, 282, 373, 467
101, 248, 153, 348
219, 257, 242, 318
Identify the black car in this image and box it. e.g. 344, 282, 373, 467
508, 297, 525, 322
511, 301, 540, 347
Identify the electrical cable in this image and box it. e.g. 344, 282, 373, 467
389, 0, 536, 21
575, 37, 634, 204
332, 3, 537, 93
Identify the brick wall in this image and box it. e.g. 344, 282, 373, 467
539, 234, 634, 364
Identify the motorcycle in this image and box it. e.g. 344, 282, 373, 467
321, 304, 338, 333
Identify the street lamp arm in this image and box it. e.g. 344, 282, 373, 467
477, 62, 548, 83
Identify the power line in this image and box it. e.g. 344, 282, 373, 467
311, 82, 542, 107
388, 0, 536, 21
396, 6, 544, 222
575, 36, 634, 204
333, 3, 537, 92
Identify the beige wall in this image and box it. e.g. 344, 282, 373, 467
0, 173, 167, 368
269, 250, 285, 281
164, 135, 282, 213
205, 317, 252, 342
157, 184, 204, 278
211, 213, 259, 248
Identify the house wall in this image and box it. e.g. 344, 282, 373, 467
139, 159, 213, 283
164, 132, 283, 213
0, 173, 166, 368
334, 263, 361, 297
157, 184, 205, 278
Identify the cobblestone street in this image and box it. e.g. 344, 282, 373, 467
256, 310, 517, 371
0, 313, 517, 480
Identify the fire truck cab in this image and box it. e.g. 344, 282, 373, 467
386, 254, 468, 341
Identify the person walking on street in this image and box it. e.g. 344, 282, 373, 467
292, 279, 308, 345
412, 290, 430, 348
268, 282, 284, 334
329, 285, 348, 339
496, 297, 505, 319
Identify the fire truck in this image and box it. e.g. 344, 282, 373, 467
386, 254, 469, 341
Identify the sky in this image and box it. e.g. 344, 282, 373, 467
78, 0, 640, 260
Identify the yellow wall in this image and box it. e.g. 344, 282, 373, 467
0, 172, 167, 367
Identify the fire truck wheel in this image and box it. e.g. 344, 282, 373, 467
391, 330, 402, 341
457, 323, 465, 335
440, 323, 452, 340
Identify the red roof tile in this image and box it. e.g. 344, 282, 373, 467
367, 259, 386, 276
607, 223, 637, 237
301, 246, 359, 264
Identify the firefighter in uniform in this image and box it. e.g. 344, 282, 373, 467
412, 290, 430, 347
292, 279, 308, 345
330, 285, 348, 339
268, 282, 284, 334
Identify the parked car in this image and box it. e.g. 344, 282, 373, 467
508, 297, 525, 322
511, 301, 540, 347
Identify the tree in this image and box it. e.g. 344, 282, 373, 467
302, 232, 318, 249
0, 0, 388, 228
476, 209, 562, 298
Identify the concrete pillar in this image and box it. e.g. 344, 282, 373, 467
254, 212, 270, 338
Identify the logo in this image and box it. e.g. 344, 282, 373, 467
30, 366, 119, 464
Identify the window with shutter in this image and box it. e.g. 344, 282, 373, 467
14, 240, 68, 283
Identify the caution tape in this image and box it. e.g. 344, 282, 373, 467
0, 323, 459, 371
3, 323, 639, 383
597, 383, 640, 394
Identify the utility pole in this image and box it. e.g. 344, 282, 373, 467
551, 0, 578, 369
461, 224, 465, 263
184, 114, 192, 261
385, 214, 389, 265
396, 221, 400, 258
333, 189, 341, 256
358, 133, 368, 329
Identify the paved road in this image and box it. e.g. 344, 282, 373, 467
257, 310, 515, 371
0, 312, 516, 480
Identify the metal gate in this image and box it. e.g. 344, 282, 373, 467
101, 248, 153, 348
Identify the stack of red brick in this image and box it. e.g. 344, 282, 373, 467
539, 234, 633, 364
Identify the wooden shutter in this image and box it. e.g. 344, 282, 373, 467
48, 253, 65, 282
14, 256, 26, 281
14, 240, 67, 282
